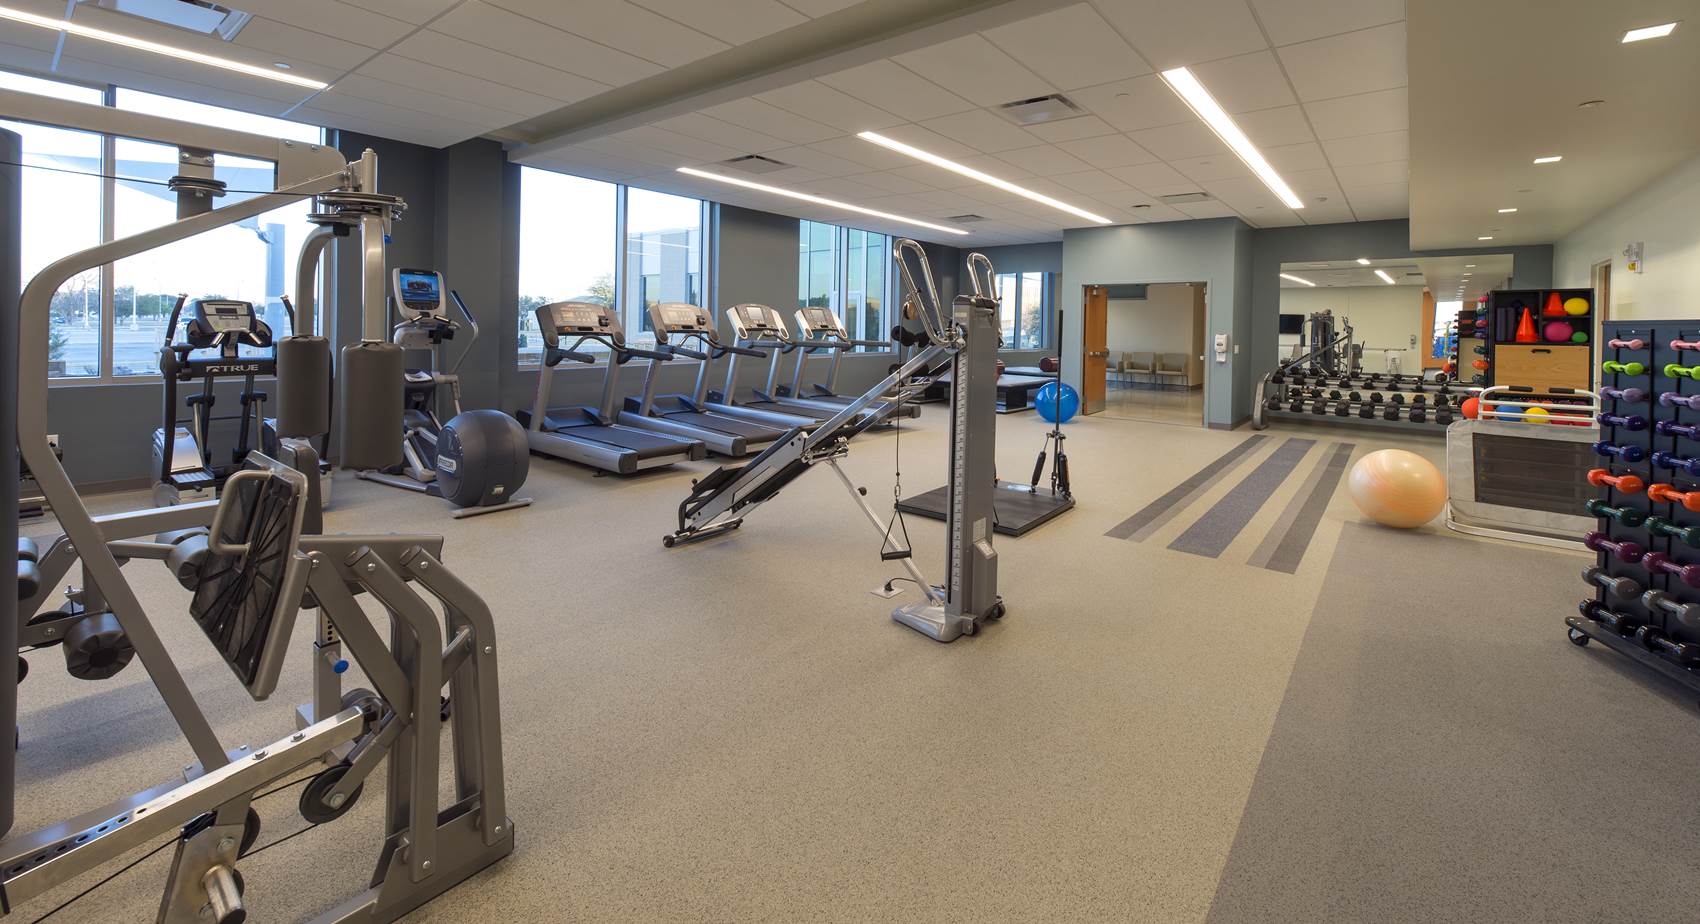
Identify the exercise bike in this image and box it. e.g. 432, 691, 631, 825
356, 268, 531, 517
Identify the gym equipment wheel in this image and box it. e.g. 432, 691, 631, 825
1568, 627, 1590, 647
299, 762, 363, 825
988, 601, 1007, 620
662, 535, 676, 548
340, 687, 383, 736
440, 694, 452, 722
241, 806, 262, 856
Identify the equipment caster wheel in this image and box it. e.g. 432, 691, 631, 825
662, 535, 676, 548
241, 807, 262, 856
440, 694, 451, 722
299, 762, 363, 825
341, 687, 382, 734
1569, 627, 1590, 647
988, 602, 1007, 620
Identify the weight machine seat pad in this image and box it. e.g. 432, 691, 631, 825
18, 536, 39, 563
17, 560, 40, 601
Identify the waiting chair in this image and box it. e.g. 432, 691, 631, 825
1154, 352, 1189, 389
1125, 351, 1155, 388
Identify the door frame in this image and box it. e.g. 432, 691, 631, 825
1079, 279, 1213, 427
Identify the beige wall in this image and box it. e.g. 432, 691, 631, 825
1555, 153, 1700, 319
1280, 284, 1425, 374
1107, 283, 1204, 384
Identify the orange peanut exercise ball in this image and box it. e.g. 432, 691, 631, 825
1347, 449, 1447, 528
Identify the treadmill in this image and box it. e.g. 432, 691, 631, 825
619, 303, 794, 457
517, 300, 706, 474
705, 303, 838, 428
781, 305, 921, 421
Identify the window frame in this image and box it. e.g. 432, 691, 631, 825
994, 270, 1057, 352
797, 219, 894, 355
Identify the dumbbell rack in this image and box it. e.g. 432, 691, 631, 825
1252, 368, 1475, 432
1568, 321, 1700, 697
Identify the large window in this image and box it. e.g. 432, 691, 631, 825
3, 70, 322, 380
516, 167, 703, 361
797, 220, 892, 353
995, 271, 1055, 350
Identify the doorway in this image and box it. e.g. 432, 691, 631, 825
1591, 259, 1612, 347
1084, 282, 1208, 427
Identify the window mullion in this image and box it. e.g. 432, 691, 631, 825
98, 83, 116, 381
614, 183, 628, 341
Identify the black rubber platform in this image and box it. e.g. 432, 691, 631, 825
896, 480, 1074, 537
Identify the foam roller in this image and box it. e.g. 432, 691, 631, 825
337, 341, 403, 471
275, 335, 332, 438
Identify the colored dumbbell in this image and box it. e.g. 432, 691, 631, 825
1588, 468, 1646, 494
1642, 551, 1700, 586
1657, 419, 1700, 441
1665, 363, 1700, 380
1584, 530, 1646, 562
1647, 516, 1700, 547
1603, 360, 1648, 375
1598, 412, 1648, 430
1578, 599, 1641, 635
1660, 391, 1700, 411
1653, 450, 1700, 475
1585, 499, 1648, 527
1608, 338, 1647, 350
1642, 590, 1700, 630
1599, 385, 1646, 403
1635, 625, 1700, 665
1582, 565, 1643, 599
1672, 338, 1700, 352
1648, 483, 1700, 512
1595, 441, 1646, 462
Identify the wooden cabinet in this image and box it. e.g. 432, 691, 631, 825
1493, 344, 1591, 393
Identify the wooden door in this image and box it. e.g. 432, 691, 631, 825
1083, 285, 1108, 414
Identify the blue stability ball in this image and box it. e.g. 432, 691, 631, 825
1035, 382, 1079, 423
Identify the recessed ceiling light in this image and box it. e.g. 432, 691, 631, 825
1374, 269, 1396, 285
676, 167, 968, 236
857, 131, 1111, 224
1478, 236, 1494, 240
1622, 21, 1680, 43
1533, 156, 1563, 164
0, 5, 328, 89
1462, 272, 1472, 276
1279, 273, 1317, 287
1497, 207, 1518, 213
1158, 67, 1304, 210
1356, 257, 1371, 265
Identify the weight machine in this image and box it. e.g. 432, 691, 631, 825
666, 240, 1003, 642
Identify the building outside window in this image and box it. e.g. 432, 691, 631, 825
995, 271, 1056, 350
798, 220, 892, 353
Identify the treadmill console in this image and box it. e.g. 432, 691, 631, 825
727, 303, 785, 338
795, 306, 844, 337
392, 268, 447, 319
651, 302, 712, 333
538, 300, 616, 339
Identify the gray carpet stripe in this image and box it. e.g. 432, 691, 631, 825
1167, 438, 1315, 558
1104, 435, 1270, 541
1247, 442, 1356, 573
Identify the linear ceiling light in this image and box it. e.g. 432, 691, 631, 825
676, 167, 968, 236
1497, 207, 1518, 213
1279, 273, 1316, 287
1623, 21, 1679, 42
1533, 155, 1563, 164
856, 131, 1112, 225
1374, 269, 1396, 284
1477, 235, 1494, 240
1356, 257, 1371, 265
1159, 67, 1303, 210
0, 5, 326, 89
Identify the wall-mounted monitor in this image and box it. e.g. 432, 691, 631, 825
1279, 314, 1303, 335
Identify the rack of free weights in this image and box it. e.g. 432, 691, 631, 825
1255, 368, 1477, 430
1567, 321, 1700, 695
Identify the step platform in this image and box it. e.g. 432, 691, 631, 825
896, 480, 1073, 537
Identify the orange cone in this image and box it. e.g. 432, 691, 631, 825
1514, 306, 1538, 342
1542, 291, 1565, 316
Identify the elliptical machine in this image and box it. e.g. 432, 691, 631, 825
356, 268, 531, 517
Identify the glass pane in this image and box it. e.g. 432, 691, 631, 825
115, 88, 321, 143
798, 221, 835, 311
1019, 272, 1045, 349
861, 232, 886, 349
997, 274, 1017, 347
624, 187, 702, 343
518, 167, 617, 362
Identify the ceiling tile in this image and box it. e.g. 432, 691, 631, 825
1303, 87, 1407, 140
767, 144, 874, 177
1174, 200, 1240, 219
654, 113, 791, 153
1283, 167, 1345, 197
954, 154, 1033, 179
1171, 154, 1251, 183
779, 0, 863, 13
1234, 105, 1315, 147
432, 3, 664, 88
1054, 133, 1160, 168
628, 0, 807, 44
1069, 74, 1194, 132
1276, 22, 1407, 102
756, 81, 905, 131
1264, 141, 1328, 172
809, 136, 919, 171
612, 125, 752, 164
1106, 161, 1190, 191
1051, 170, 1134, 194
356, 53, 565, 117
817, 60, 976, 122
996, 144, 1094, 175
1128, 121, 1228, 160
342, 0, 461, 23
701, 98, 840, 144
488, 0, 728, 66
859, 122, 981, 160
1346, 181, 1409, 218
1024, 115, 1117, 144
981, 4, 1152, 91
320, 74, 518, 128
236, 0, 412, 46
893, 34, 1053, 108
576, 136, 682, 169
1297, 199, 1359, 225
389, 31, 611, 104
799, 175, 892, 199
1332, 160, 1409, 187
293, 104, 473, 148
852, 171, 942, 195
1191, 51, 1296, 113
234, 17, 377, 71
888, 164, 955, 189
921, 109, 1043, 153
1090, 0, 1269, 68
1322, 130, 1407, 166
1248, 0, 1405, 47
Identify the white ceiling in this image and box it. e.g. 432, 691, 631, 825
0, 0, 1412, 245
1408, 0, 1699, 249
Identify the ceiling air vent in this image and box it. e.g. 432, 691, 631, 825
1159, 192, 1213, 204
996, 94, 1081, 126
718, 154, 791, 175
91, 0, 252, 40
944, 214, 986, 223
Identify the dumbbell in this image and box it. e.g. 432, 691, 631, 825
1382, 404, 1399, 421
1600, 385, 1647, 403
1333, 401, 1351, 417
1657, 419, 1700, 440
1660, 391, 1700, 411
1647, 516, 1700, 548
1270, 372, 1286, 385
1608, 338, 1647, 350
1585, 530, 1646, 563
1328, 389, 1343, 400
1642, 551, 1700, 586
1603, 360, 1648, 375
1409, 406, 1428, 423
1671, 338, 1700, 352
1582, 565, 1642, 599
1287, 397, 1306, 413
1594, 441, 1646, 463
1642, 590, 1700, 631
1597, 412, 1648, 430
1578, 599, 1641, 635
1369, 392, 1385, 404
1649, 483, 1700, 512
1635, 625, 1700, 665
1585, 499, 1648, 527
1311, 398, 1330, 415
1588, 468, 1646, 494
1653, 450, 1700, 475
1435, 407, 1455, 425
1664, 363, 1700, 380
1390, 394, 1406, 405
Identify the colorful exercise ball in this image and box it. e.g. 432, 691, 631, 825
1564, 297, 1590, 316
1462, 396, 1480, 419
1347, 449, 1447, 529
1571, 330, 1589, 344
1035, 382, 1079, 424
1523, 405, 1550, 424
1543, 321, 1573, 342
